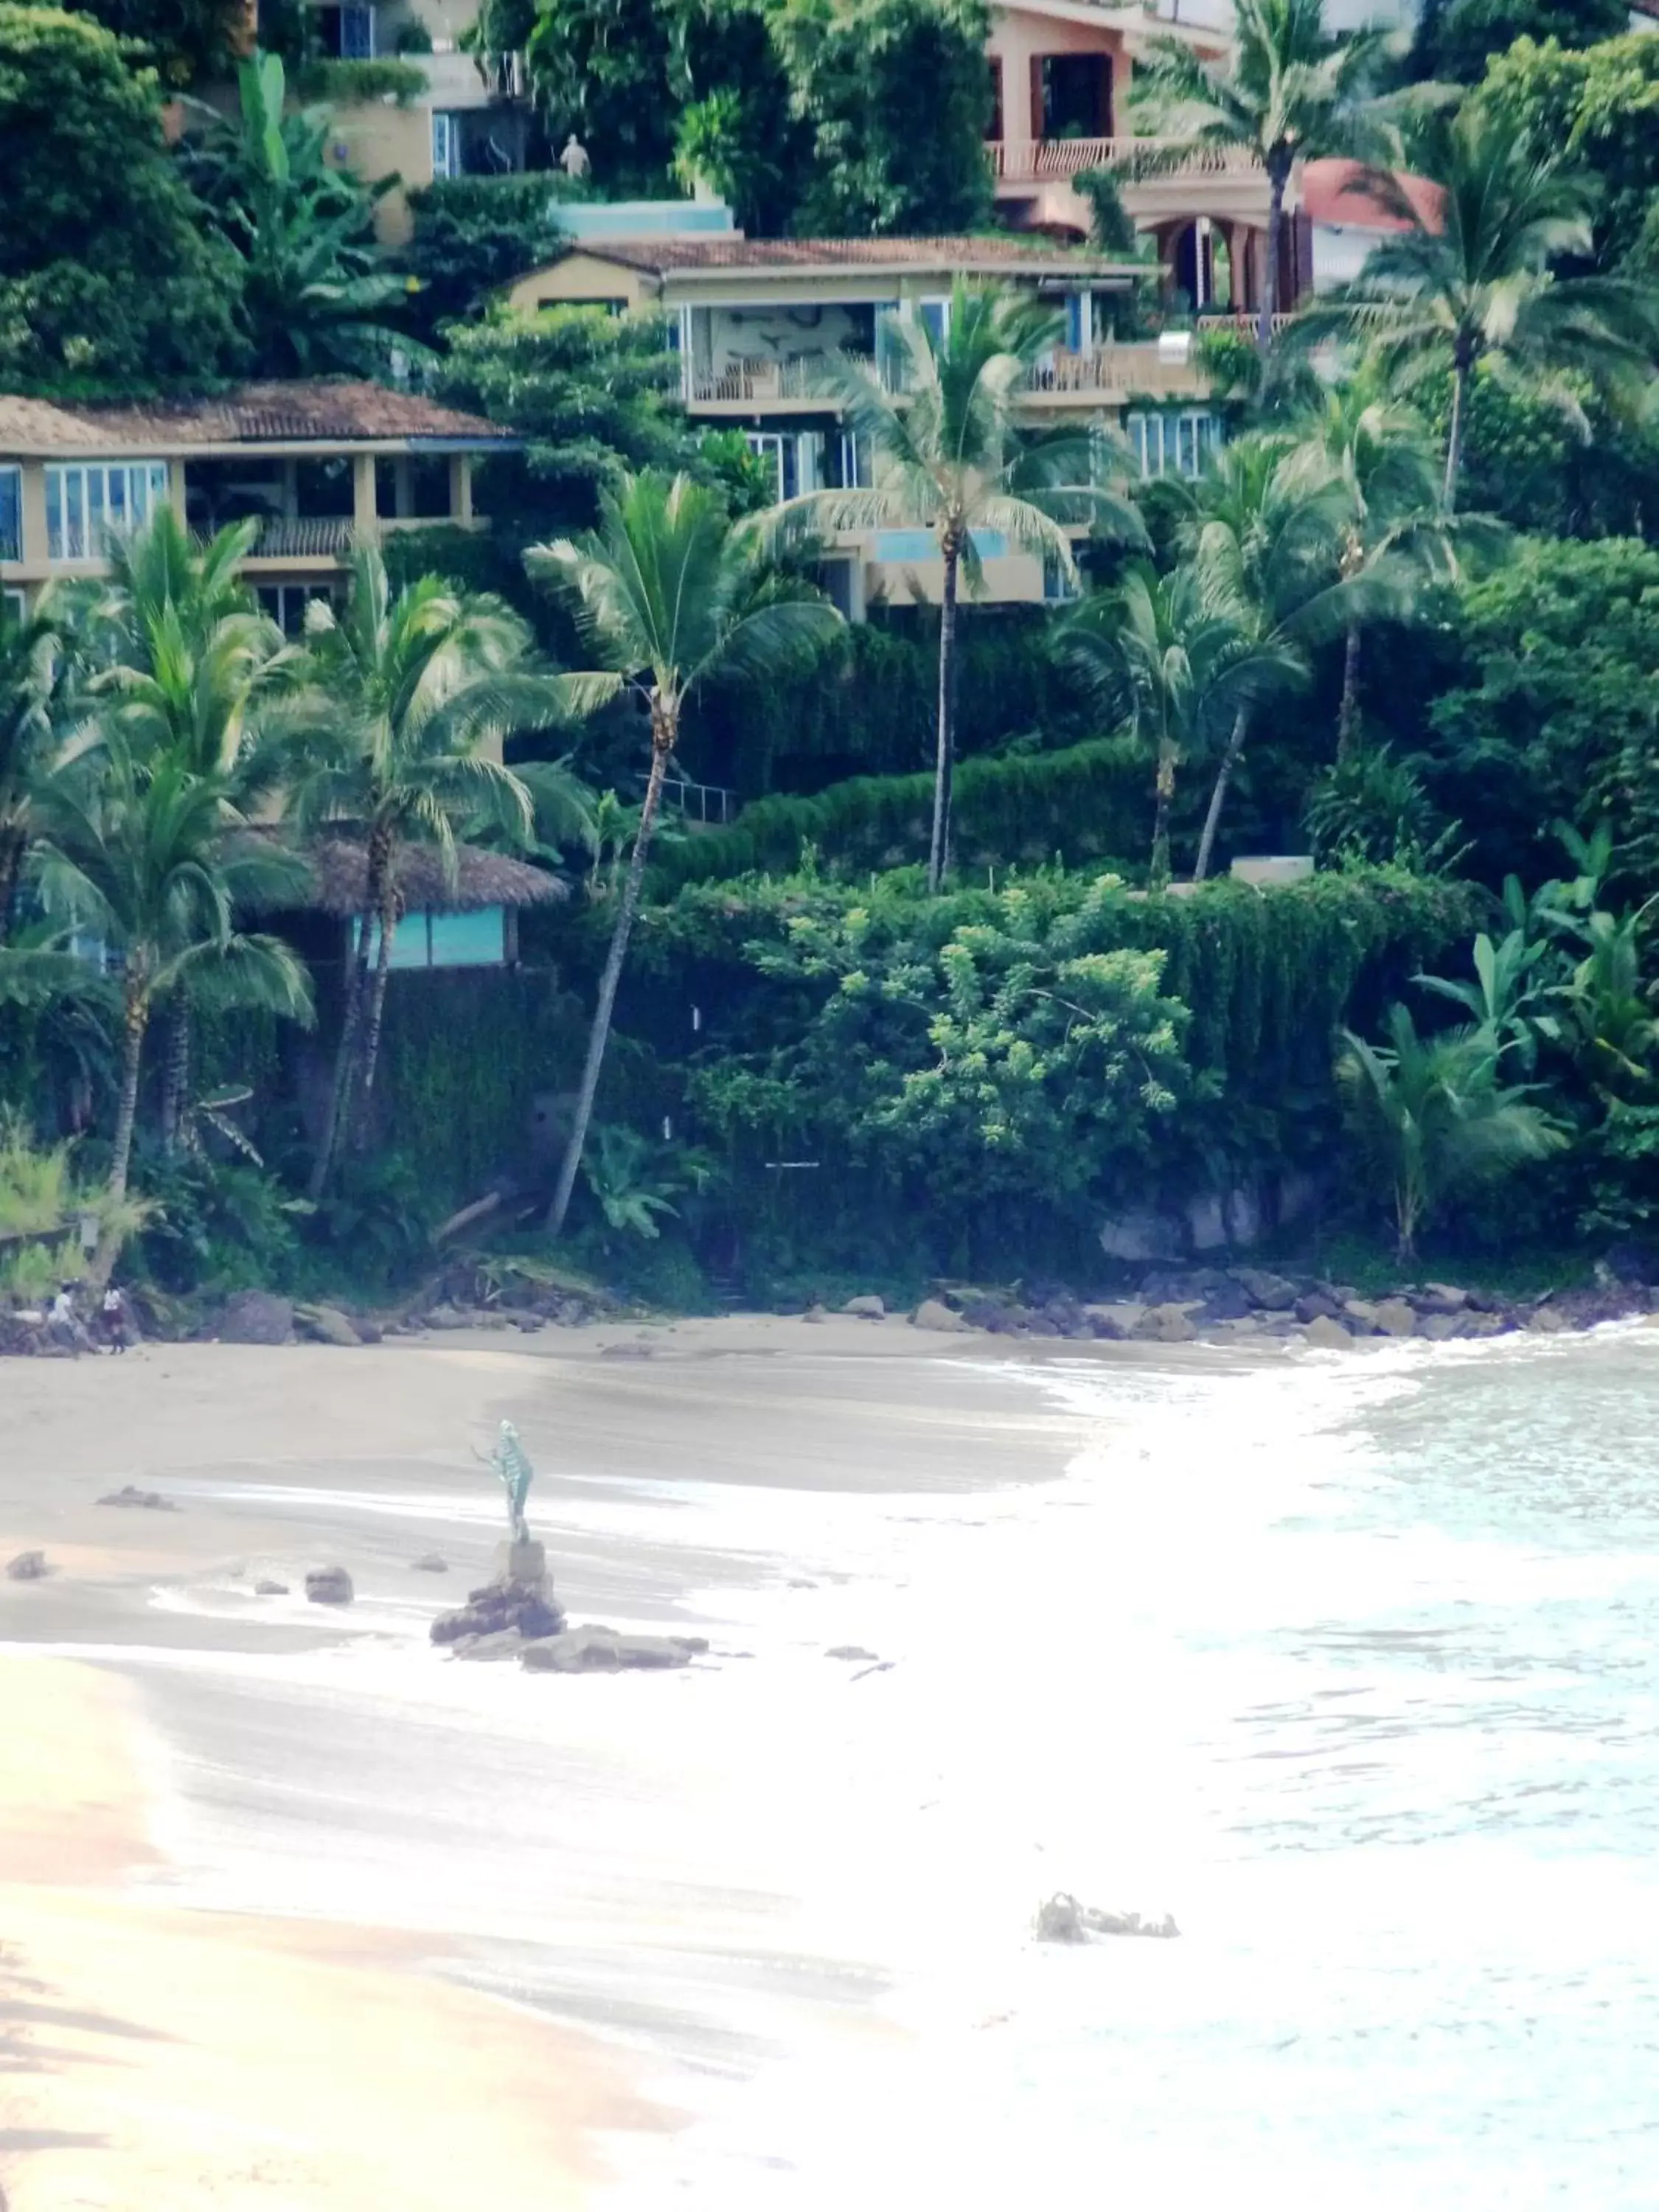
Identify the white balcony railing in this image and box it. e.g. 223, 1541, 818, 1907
988, 138, 1265, 186
686, 352, 891, 404
1026, 344, 1213, 398
250, 516, 355, 558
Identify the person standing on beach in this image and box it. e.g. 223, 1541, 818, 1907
100, 1284, 131, 1353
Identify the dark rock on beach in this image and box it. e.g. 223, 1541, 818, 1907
431, 1577, 566, 1647
520, 1626, 708, 1673
304, 1566, 354, 1604
6, 1550, 49, 1580
97, 1484, 177, 1511
254, 1578, 289, 1596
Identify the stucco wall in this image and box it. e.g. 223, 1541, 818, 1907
507, 257, 655, 312
988, 7, 1132, 143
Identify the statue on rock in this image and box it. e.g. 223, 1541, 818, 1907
490, 1419, 535, 1543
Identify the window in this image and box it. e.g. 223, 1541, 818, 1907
917, 297, 950, 352
255, 583, 336, 639
834, 432, 871, 490
0, 466, 19, 563
1124, 410, 1222, 481
987, 56, 1003, 142
431, 112, 460, 178
46, 462, 169, 562
354, 907, 507, 970
744, 433, 800, 503
318, 3, 375, 57
1043, 548, 1078, 603
2, 588, 25, 627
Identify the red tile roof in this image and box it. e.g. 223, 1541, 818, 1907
563, 234, 1140, 279
0, 381, 514, 456
1301, 160, 1446, 236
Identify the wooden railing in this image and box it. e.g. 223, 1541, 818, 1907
1194, 312, 1296, 336
251, 516, 353, 557
988, 138, 1265, 184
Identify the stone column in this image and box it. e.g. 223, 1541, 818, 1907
20, 462, 47, 568
448, 453, 474, 526
351, 452, 379, 545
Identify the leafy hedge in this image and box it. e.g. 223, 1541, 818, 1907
293, 58, 429, 103
648, 740, 1150, 890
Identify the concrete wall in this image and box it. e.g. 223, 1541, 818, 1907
507, 257, 655, 313
324, 100, 432, 244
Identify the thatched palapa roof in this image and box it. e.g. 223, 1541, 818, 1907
246, 834, 566, 917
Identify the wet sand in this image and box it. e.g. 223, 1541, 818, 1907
0, 1316, 1112, 2208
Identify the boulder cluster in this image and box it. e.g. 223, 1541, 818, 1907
874, 1265, 1657, 1348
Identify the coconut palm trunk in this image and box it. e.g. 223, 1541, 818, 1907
1192, 706, 1251, 883
349, 872, 403, 1149
546, 707, 675, 1237
108, 978, 150, 1209
1336, 622, 1364, 759
0, 827, 25, 945
1150, 731, 1177, 888
309, 897, 378, 1200
1258, 166, 1288, 358
159, 997, 192, 1157
1443, 355, 1472, 514
929, 535, 963, 895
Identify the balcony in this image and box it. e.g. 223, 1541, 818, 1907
686, 352, 891, 407
989, 139, 1264, 186
1025, 343, 1213, 402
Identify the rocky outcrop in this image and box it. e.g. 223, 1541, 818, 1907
97, 1485, 177, 1511
304, 1566, 353, 1605
843, 1294, 886, 1318
1034, 1893, 1180, 1943
431, 1576, 566, 1649
294, 1303, 364, 1348
254, 1578, 289, 1596
6, 1550, 48, 1580
520, 1626, 709, 1674
411, 1554, 449, 1573
211, 1290, 296, 1346
911, 1298, 971, 1333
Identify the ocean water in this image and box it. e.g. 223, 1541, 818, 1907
89, 1328, 1659, 2207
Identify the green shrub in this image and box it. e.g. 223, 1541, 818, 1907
293, 57, 428, 104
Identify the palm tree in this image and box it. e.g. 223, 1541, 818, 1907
30, 740, 312, 1242
1128, 0, 1388, 356
1284, 378, 1479, 757
1060, 561, 1300, 886
0, 603, 71, 944
777, 279, 1144, 892
528, 470, 843, 1236
86, 509, 302, 1151
1299, 102, 1659, 509
1161, 433, 1360, 880
1337, 1001, 1566, 1258
294, 545, 565, 1195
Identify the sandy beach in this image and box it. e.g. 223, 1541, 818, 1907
0, 1315, 1093, 2209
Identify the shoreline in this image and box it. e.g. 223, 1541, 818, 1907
0, 1322, 1097, 2210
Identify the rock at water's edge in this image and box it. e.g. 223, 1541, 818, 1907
843, 1294, 886, 1319
1302, 1315, 1354, 1351
1034, 1893, 1180, 1943
520, 1625, 708, 1674
253, 1578, 289, 1596
212, 1290, 296, 1346
5, 1551, 48, 1581
97, 1484, 177, 1511
411, 1553, 449, 1573
911, 1298, 970, 1333
305, 1566, 354, 1605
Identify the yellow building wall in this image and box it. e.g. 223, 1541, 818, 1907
507, 258, 656, 313
324, 102, 434, 246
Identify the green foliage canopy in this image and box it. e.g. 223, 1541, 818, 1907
0, 4, 245, 391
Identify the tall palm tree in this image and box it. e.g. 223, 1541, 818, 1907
1284, 378, 1480, 757
776, 279, 1144, 892
1337, 1001, 1566, 1257
1299, 102, 1659, 508
1060, 561, 1301, 887
294, 545, 565, 1194
1128, 0, 1388, 355
86, 509, 302, 1150
30, 740, 312, 1239
528, 470, 843, 1237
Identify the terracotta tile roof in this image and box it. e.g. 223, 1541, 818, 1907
1301, 160, 1446, 237
0, 381, 514, 456
570, 234, 1140, 279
